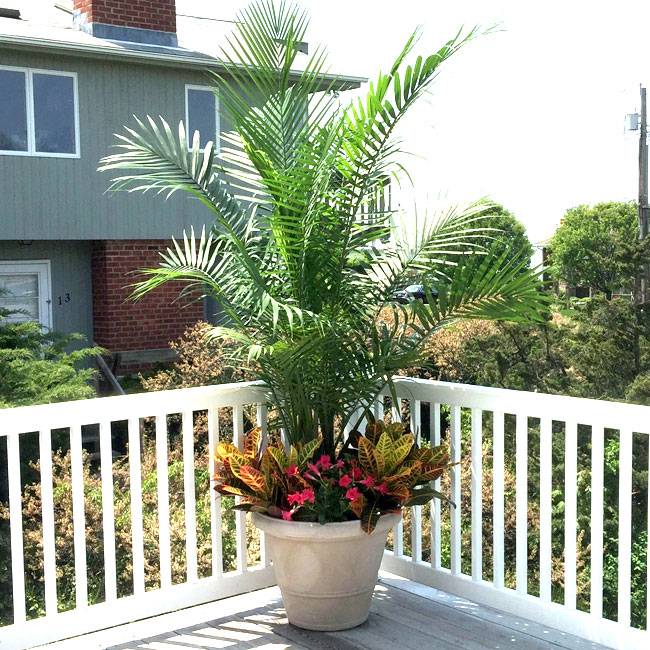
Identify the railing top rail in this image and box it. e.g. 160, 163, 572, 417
390, 377, 650, 432
0, 381, 270, 435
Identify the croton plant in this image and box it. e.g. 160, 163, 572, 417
213, 420, 451, 533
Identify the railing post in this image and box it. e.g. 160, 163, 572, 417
7, 434, 26, 623
492, 411, 504, 589
617, 427, 633, 627
208, 406, 223, 578
450, 405, 461, 575
539, 417, 552, 602
470, 408, 482, 581
515, 413, 528, 595
128, 417, 145, 596
590, 424, 604, 617
564, 420, 578, 609
39, 428, 58, 616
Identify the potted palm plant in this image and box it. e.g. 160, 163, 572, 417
99, 0, 547, 631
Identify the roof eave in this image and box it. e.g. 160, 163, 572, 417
0, 33, 366, 90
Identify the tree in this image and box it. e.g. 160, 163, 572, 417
549, 201, 639, 298
0, 292, 99, 407
99, 0, 548, 449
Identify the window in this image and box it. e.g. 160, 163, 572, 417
0, 261, 52, 328
185, 85, 219, 151
0, 67, 79, 157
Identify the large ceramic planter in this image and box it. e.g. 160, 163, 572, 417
253, 512, 401, 631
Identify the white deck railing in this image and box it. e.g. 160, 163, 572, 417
0, 381, 274, 650
0, 378, 648, 649
382, 378, 650, 650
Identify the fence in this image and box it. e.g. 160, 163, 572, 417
0, 381, 274, 650
381, 378, 650, 650
0, 378, 649, 649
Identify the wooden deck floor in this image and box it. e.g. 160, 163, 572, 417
38, 575, 611, 650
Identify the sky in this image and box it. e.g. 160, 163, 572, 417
179, 0, 650, 248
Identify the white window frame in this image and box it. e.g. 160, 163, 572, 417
0, 260, 52, 329
0, 65, 80, 159
185, 84, 220, 153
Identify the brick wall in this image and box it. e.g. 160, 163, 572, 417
92, 240, 203, 356
73, 0, 176, 34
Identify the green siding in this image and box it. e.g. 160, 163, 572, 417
0, 240, 93, 340
0, 48, 225, 240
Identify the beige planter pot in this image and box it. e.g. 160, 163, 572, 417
253, 512, 400, 631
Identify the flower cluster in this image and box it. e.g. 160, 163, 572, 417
278, 452, 394, 523
213, 421, 451, 533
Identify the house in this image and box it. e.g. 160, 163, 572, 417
0, 0, 363, 373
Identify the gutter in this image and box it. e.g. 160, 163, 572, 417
0, 32, 367, 90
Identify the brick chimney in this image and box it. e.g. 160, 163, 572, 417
73, 0, 177, 47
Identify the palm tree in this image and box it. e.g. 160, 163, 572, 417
99, 0, 547, 450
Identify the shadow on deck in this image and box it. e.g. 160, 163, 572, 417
38, 575, 611, 650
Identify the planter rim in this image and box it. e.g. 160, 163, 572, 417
252, 511, 401, 541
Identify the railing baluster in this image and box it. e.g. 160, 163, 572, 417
7, 434, 26, 623
493, 411, 505, 589
233, 405, 247, 572
155, 414, 172, 588
471, 408, 482, 581
182, 411, 198, 583
410, 400, 422, 563
70, 423, 88, 607
208, 407, 223, 578
39, 428, 58, 615
515, 413, 528, 594
450, 405, 461, 575
590, 424, 604, 617
99, 421, 117, 601
539, 417, 552, 602
257, 402, 270, 567
392, 399, 404, 557
617, 427, 632, 627
431, 402, 441, 571
564, 420, 577, 609
128, 417, 145, 596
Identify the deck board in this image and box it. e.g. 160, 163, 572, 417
37, 575, 612, 650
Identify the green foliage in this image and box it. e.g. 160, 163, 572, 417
0, 309, 100, 407
419, 297, 650, 402
435, 202, 533, 269
549, 201, 641, 296
99, 0, 547, 448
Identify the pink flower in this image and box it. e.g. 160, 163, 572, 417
307, 462, 321, 477
351, 466, 363, 481
287, 492, 303, 506
285, 464, 298, 477
301, 488, 315, 504
375, 482, 389, 495
339, 474, 353, 488
281, 510, 293, 521
345, 487, 361, 501
317, 454, 332, 470
360, 475, 375, 489
335, 459, 345, 469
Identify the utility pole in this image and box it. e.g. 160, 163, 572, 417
638, 85, 649, 304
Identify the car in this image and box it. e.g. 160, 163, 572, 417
391, 284, 439, 304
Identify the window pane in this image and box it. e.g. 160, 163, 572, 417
0, 69, 28, 151
0, 273, 39, 321
187, 88, 216, 149
33, 73, 76, 154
